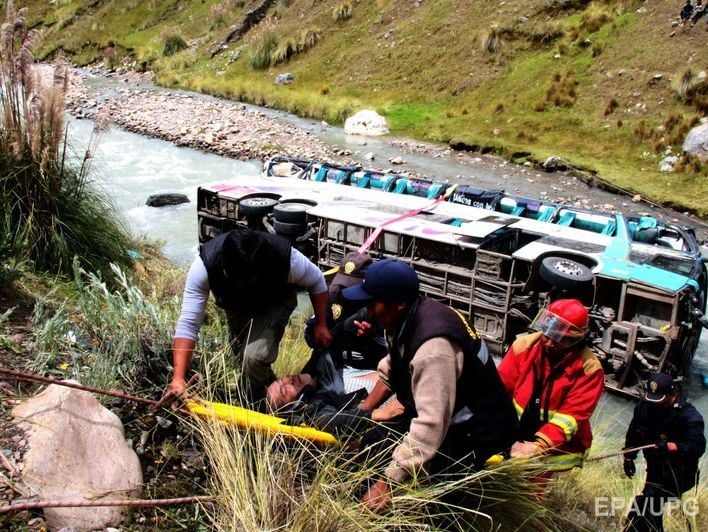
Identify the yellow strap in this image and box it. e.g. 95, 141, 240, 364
323, 265, 340, 276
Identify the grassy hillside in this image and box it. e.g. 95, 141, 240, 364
16, 0, 708, 215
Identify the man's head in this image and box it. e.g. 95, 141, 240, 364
643, 372, 677, 409
342, 259, 419, 328
265, 373, 315, 410
531, 298, 589, 356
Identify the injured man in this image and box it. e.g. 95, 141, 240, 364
265, 351, 403, 437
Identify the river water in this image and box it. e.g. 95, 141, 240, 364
65, 112, 707, 471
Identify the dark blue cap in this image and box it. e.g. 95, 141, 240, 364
644, 372, 675, 402
342, 259, 419, 303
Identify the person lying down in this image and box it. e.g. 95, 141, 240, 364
265, 351, 403, 437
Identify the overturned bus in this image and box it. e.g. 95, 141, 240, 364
196, 156, 708, 397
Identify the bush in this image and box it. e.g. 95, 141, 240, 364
481, 26, 504, 53
673, 68, 708, 113
0, 2, 133, 280
163, 34, 188, 57
298, 28, 320, 52
250, 34, 277, 70
333, 1, 352, 21
272, 38, 297, 65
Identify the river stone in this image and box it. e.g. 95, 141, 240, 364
344, 110, 389, 136
146, 193, 190, 207
12, 384, 142, 531
683, 122, 708, 160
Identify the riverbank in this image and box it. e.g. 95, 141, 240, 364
53, 63, 708, 241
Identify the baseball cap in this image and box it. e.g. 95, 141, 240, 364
644, 372, 675, 402
342, 259, 419, 303
330, 252, 373, 289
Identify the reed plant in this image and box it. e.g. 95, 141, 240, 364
0, 1, 133, 280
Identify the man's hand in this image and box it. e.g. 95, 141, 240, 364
353, 319, 373, 337
371, 398, 404, 422
311, 322, 333, 348
655, 440, 678, 455
510, 440, 541, 458
361, 478, 392, 512
623, 458, 636, 478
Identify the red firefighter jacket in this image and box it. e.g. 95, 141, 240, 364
498, 332, 604, 469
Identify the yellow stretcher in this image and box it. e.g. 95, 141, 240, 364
186, 400, 505, 465
186, 400, 339, 445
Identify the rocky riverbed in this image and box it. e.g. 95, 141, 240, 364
41, 63, 708, 239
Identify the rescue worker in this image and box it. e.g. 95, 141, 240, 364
343, 259, 518, 511
164, 228, 332, 402
498, 298, 604, 472
623, 372, 706, 532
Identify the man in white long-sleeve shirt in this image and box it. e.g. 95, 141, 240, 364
165, 228, 332, 401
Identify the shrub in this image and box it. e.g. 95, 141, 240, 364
332, 1, 352, 21
250, 34, 277, 69
604, 98, 619, 115
162, 34, 188, 57
0, 2, 132, 279
527, 21, 564, 46
481, 26, 504, 53
298, 28, 321, 52
272, 37, 297, 65
673, 67, 708, 113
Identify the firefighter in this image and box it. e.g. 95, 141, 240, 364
498, 298, 604, 472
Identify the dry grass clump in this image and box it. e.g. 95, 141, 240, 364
673, 67, 708, 114
333, 1, 353, 22
481, 26, 504, 54
604, 97, 619, 115
545, 71, 578, 108
526, 21, 564, 47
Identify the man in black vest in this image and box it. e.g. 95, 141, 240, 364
165, 228, 332, 401
623, 372, 705, 532
343, 259, 517, 511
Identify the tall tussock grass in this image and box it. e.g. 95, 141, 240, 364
30, 260, 178, 392
673, 67, 708, 114
0, 1, 132, 280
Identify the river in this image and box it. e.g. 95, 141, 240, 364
65, 110, 707, 474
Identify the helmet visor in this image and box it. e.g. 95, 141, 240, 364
531, 308, 586, 348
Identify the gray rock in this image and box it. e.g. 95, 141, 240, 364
275, 73, 294, 85
344, 109, 389, 136
146, 193, 190, 207
12, 384, 142, 531
659, 155, 678, 172
543, 156, 565, 172
683, 123, 708, 160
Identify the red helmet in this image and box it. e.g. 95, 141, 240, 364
531, 299, 589, 347
548, 299, 589, 329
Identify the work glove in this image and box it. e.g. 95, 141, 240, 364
655, 440, 678, 456
623, 458, 636, 478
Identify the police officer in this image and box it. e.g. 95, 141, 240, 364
623, 372, 706, 532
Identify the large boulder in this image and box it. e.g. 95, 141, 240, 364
12, 384, 143, 531
683, 122, 708, 160
146, 193, 190, 207
344, 110, 389, 136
